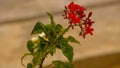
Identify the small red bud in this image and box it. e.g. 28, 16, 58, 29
71, 26, 74, 29
88, 12, 92, 17
65, 6, 67, 9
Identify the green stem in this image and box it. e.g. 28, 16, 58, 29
54, 24, 72, 43
39, 24, 72, 68
63, 24, 71, 34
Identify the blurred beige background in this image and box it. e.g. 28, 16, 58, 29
0, 0, 120, 68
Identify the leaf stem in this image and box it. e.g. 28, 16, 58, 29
64, 23, 71, 33
53, 23, 71, 43
39, 53, 48, 68
39, 23, 72, 68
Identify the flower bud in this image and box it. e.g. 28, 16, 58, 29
88, 12, 92, 18
43, 37, 49, 41
39, 32, 46, 37
31, 36, 39, 43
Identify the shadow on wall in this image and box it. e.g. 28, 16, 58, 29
45, 52, 120, 68
73, 52, 120, 68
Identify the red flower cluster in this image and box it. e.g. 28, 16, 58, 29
63, 2, 94, 38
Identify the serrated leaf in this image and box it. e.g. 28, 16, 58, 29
59, 40, 74, 63
31, 22, 45, 34
32, 50, 43, 67
62, 44, 73, 63
47, 12, 57, 40
57, 28, 69, 38
40, 40, 46, 49
55, 24, 63, 33
44, 24, 51, 35
66, 36, 80, 44
55, 24, 63, 31
53, 60, 74, 68
32, 57, 41, 67
27, 40, 34, 54
27, 63, 32, 68
47, 12, 55, 27
50, 45, 56, 56
32, 57, 38, 66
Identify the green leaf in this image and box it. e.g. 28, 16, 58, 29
31, 22, 45, 34
21, 53, 32, 66
47, 12, 57, 40
62, 44, 74, 63
32, 57, 38, 67
27, 40, 34, 54
32, 57, 41, 67
53, 60, 74, 68
66, 36, 80, 44
57, 28, 69, 39
27, 63, 32, 68
40, 40, 47, 49
59, 40, 74, 63
47, 12, 55, 27
50, 45, 56, 56
55, 24, 63, 31
44, 24, 51, 35
32, 50, 43, 67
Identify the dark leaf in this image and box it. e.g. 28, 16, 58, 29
27, 40, 34, 54
56, 45, 62, 49
59, 40, 74, 63
44, 24, 51, 35
66, 36, 80, 44
47, 12, 55, 27
32, 56, 41, 67
32, 57, 38, 66
50, 45, 56, 56
32, 50, 43, 66
55, 24, 63, 32
53, 60, 74, 68
55, 24, 63, 38
27, 63, 32, 68
40, 40, 46, 49
62, 44, 74, 63
31, 22, 45, 34
47, 12, 56, 39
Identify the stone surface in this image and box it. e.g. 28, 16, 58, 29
0, 0, 120, 68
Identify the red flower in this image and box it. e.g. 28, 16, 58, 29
63, 2, 94, 38
79, 6, 86, 11
85, 26, 94, 35
68, 12, 76, 19
71, 16, 80, 24
68, 2, 76, 12
68, 2, 86, 12
65, 2, 86, 24
83, 26, 94, 38
68, 12, 80, 24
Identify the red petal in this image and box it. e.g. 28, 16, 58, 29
68, 12, 76, 19
80, 6, 86, 11
68, 2, 75, 10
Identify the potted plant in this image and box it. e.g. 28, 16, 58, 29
21, 2, 94, 68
